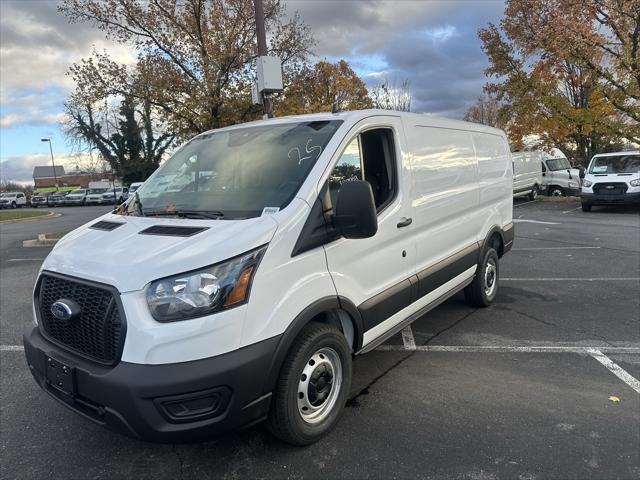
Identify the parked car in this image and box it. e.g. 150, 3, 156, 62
30, 191, 52, 208
100, 187, 129, 205
511, 151, 542, 200
64, 189, 88, 206
23, 110, 513, 445
128, 182, 144, 197
0, 191, 27, 209
580, 150, 640, 211
85, 188, 109, 205
48, 190, 73, 206
541, 150, 580, 196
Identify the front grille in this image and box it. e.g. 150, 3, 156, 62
593, 182, 628, 195
37, 273, 125, 365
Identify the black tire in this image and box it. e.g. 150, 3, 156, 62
268, 322, 352, 446
548, 186, 564, 197
464, 248, 499, 308
11, 201, 16, 209
581, 202, 592, 212
528, 185, 539, 200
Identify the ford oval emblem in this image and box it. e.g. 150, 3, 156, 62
51, 300, 77, 321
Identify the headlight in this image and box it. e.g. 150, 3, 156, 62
568, 181, 579, 188
582, 180, 593, 188
630, 179, 640, 187
146, 246, 266, 322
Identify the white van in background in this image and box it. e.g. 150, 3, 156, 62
24, 110, 513, 445
541, 149, 580, 196
512, 151, 542, 199
580, 150, 640, 211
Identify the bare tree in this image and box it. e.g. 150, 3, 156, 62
370, 79, 411, 112
463, 95, 505, 128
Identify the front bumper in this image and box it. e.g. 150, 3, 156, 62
581, 192, 640, 205
23, 326, 279, 442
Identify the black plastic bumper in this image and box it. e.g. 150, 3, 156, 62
581, 192, 640, 205
23, 326, 280, 442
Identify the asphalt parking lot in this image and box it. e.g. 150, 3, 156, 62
1, 200, 639, 479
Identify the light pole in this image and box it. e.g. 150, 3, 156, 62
41, 138, 58, 191
253, 0, 273, 118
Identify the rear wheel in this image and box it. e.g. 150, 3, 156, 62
11, 201, 16, 209
528, 185, 539, 200
464, 248, 499, 307
581, 202, 592, 212
268, 322, 352, 446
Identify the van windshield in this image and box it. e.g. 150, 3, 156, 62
127, 120, 343, 219
589, 154, 640, 174
546, 157, 571, 171
88, 188, 107, 194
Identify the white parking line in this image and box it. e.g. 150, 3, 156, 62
562, 207, 581, 214
501, 277, 640, 281
588, 349, 640, 394
401, 326, 416, 350
6, 258, 45, 262
513, 219, 560, 225
514, 200, 537, 207
375, 345, 640, 354
0, 345, 24, 351
512, 246, 601, 251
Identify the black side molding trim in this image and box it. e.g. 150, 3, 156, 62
415, 243, 479, 299
503, 222, 514, 254
358, 243, 480, 332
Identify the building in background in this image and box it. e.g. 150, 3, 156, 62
32, 166, 114, 189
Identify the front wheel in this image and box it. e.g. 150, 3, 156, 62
548, 186, 564, 197
268, 322, 352, 446
529, 185, 539, 200
581, 202, 592, 212
465, 248, 499, 307
11, 201, 16, 209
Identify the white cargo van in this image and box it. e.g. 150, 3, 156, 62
511, 151, 542, 199
24, 110, 513, 445
541, 150, 581, 196
580, 150, 640, 211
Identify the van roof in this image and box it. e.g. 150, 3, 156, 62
198, 109, 507, 138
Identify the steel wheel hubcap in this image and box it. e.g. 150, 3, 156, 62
297, 347, 342, 424
484, 259, 497, 297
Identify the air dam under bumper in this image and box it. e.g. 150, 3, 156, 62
581, 192, 640, 206
23, 326, 279, 442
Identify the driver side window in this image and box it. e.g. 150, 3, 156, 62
329, 137, 363, 206
329, 128, 397, 213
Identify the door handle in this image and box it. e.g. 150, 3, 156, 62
397, 217, 412, 228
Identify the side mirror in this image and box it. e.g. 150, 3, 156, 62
579, 166, 586, 179
332, 180, 377, 239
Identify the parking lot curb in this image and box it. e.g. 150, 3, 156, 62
0, 211, 60, 224
23, 233, 62, 248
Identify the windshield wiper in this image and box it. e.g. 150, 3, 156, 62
142, 209, 224, 219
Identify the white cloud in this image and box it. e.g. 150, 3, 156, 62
0, 152, 97, 183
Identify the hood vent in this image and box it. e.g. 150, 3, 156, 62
90, 221, 125, 231
139, 225, 209, 237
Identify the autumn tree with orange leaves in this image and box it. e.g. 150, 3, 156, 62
479, 0, 639, 162
276, 60, 372, 115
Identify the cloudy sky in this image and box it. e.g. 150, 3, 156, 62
0, 0, 505, 183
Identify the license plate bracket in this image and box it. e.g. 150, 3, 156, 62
45, 356, 75, 397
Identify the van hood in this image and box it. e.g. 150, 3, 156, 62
41, 213, 279, 292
